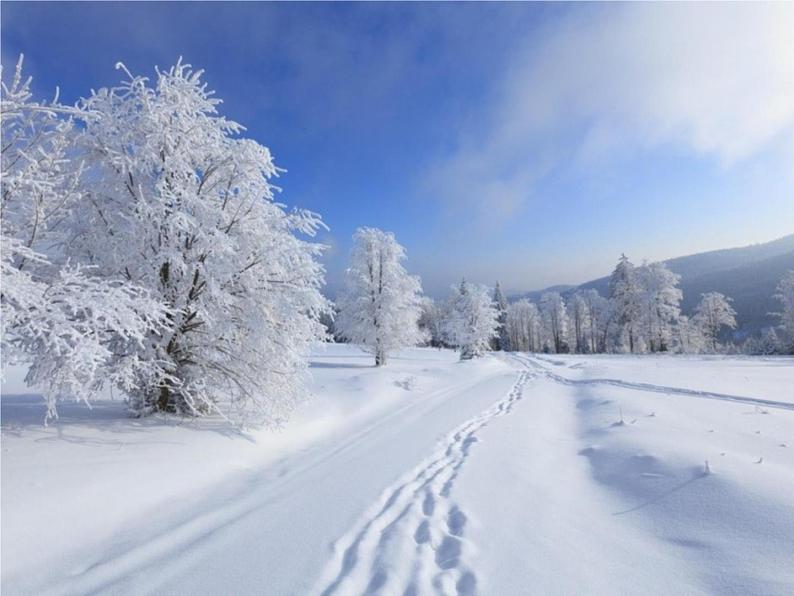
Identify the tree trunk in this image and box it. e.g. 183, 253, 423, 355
375, 348, 386, 367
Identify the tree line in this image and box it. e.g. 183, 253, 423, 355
330, 231, 794, 361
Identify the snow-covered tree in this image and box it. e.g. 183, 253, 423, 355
418, 296, 445, 348
581, 289, 612, 353
773, 270, 794, 353
492, 281, 509, 351
637, 262, 682, 353
568, 292, 590, 353
336, 228, 423, 366
693, 292, 737, 353
506, 299, 541, 352
443, 279, 499, 360
742, 328, 781, 355
539, 292, 568, 353
1, 56, 166, 421
609, 254, 642, 353
673, 315, 703, 354
66, 60, 329, 423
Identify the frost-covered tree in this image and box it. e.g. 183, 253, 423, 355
693, 292, 736, 353
637, 262, 682, 353
506, 299, 541, 352
568, 292, 591, 353
773, 270, 794, 353
319, 302, 342, 342
336, 228, 423, 366
742, 328, 781, 355
443, 279, 499, 360
674, 314, 704, 354
67, 60, 329, 423
418, 296, 445, 348
539, 292, 568, 353
492, 281, 509, 351
609, 254, 642, 353
581, 289, 612, 353
1, 56, 165, 421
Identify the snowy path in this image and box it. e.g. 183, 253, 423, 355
3, 347, 793, 595
313, 370, 532, 596
5, 350, 523, 596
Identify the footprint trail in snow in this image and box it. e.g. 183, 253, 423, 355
314, 369, 532, 596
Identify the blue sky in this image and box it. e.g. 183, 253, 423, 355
3, 2, 793, 297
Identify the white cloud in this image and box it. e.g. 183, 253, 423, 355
424, 3, 794, 221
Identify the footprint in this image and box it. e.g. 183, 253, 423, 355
435, 535, 462, 570
365, 568, 388, 593
422, 491, 435, 516
456, 570, 477, 596
461, 435, 479, 453
447, 506, 467, 537
414, 520, 431, 545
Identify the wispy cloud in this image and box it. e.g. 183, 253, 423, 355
423, 3, 794, 223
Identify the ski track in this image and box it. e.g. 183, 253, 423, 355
314, 369, 532, 596
41, 376, 496, 596
512, 353, 794, 412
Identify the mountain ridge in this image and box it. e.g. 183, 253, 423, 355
510, 234, 794, 336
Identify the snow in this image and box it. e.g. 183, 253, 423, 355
2, 345, 793, 595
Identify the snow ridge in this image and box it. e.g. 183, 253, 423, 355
314, 369, 532, 596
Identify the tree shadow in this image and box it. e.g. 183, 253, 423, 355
309, 362, 372, 370
1, 394, 255, 442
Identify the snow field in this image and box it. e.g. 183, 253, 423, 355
2, 346, 793, 595
459, 353, 794, 595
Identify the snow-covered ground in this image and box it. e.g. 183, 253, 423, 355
2, 345, 793, 595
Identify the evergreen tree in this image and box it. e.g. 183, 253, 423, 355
492, 281, 509, 351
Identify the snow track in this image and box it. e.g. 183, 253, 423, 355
36, 375, 505, 596
314, 369, 532, 596
514, 354, 794, 412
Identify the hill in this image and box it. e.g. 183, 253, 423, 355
513, 234, 794, 337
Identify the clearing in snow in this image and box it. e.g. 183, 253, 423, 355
2, 345, 793, 595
